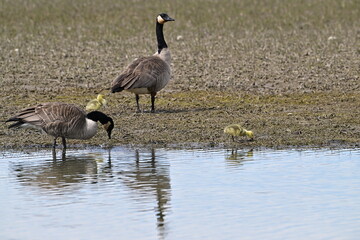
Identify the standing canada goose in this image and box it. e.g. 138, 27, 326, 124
111, 13, 175, 113
5, 102, 114, 148
224, 124, 254, 142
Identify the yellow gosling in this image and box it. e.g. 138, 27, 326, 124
224, 124, 254, 142
86, 94, 107, 111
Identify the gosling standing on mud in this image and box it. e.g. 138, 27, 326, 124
5, 102, 114, 148
224, 124, 254, 142
111, 13, 175, 113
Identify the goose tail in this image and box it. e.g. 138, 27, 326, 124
111, 74, 127, 93
111, 84, 124, 93
5, 118, 24, 129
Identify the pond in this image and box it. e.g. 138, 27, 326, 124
0, 147, 359, 240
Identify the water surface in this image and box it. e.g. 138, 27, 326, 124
1, 148, 359, 240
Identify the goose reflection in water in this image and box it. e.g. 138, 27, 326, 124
11, 150, 111, 193
225, 149, 254, 167
118, 149, 171, 240
10, 148, 171, 239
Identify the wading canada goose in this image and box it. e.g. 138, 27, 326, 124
224, 124, 254, 142
5, 102, 114, 148
86, 94, 107, 111
111, 13, 175, 113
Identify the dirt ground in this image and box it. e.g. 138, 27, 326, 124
1, 0, 359, 149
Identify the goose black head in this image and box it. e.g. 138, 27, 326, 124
87, 111, 114, 139
157, 13, 175, 24
103, 117, 114, 139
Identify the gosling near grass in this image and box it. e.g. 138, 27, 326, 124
111, 13, 175, 113
5, 102, 114, 149
224, 124, 254, 142
86, 94, 107, 111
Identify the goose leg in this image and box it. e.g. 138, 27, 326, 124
61, 148, 66, 160
52, 147, 57, 160
151, 92, 157, 113
135, 94, 141, 113
62, 137, 67, 149
53, 137, 57, 148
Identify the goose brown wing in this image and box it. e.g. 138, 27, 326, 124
36, 103, 87, 136
111, 57, 147, 92
7, 103, 86, 134
112, 56, 169, 91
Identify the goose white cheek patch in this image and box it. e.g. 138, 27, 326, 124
157, 15, 165, 24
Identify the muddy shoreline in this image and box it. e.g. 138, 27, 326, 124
1, 0, 359, 150
1, 90, 359, 150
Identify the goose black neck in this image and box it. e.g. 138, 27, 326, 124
156, 22, 167, 53
87, 111, 111, 125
